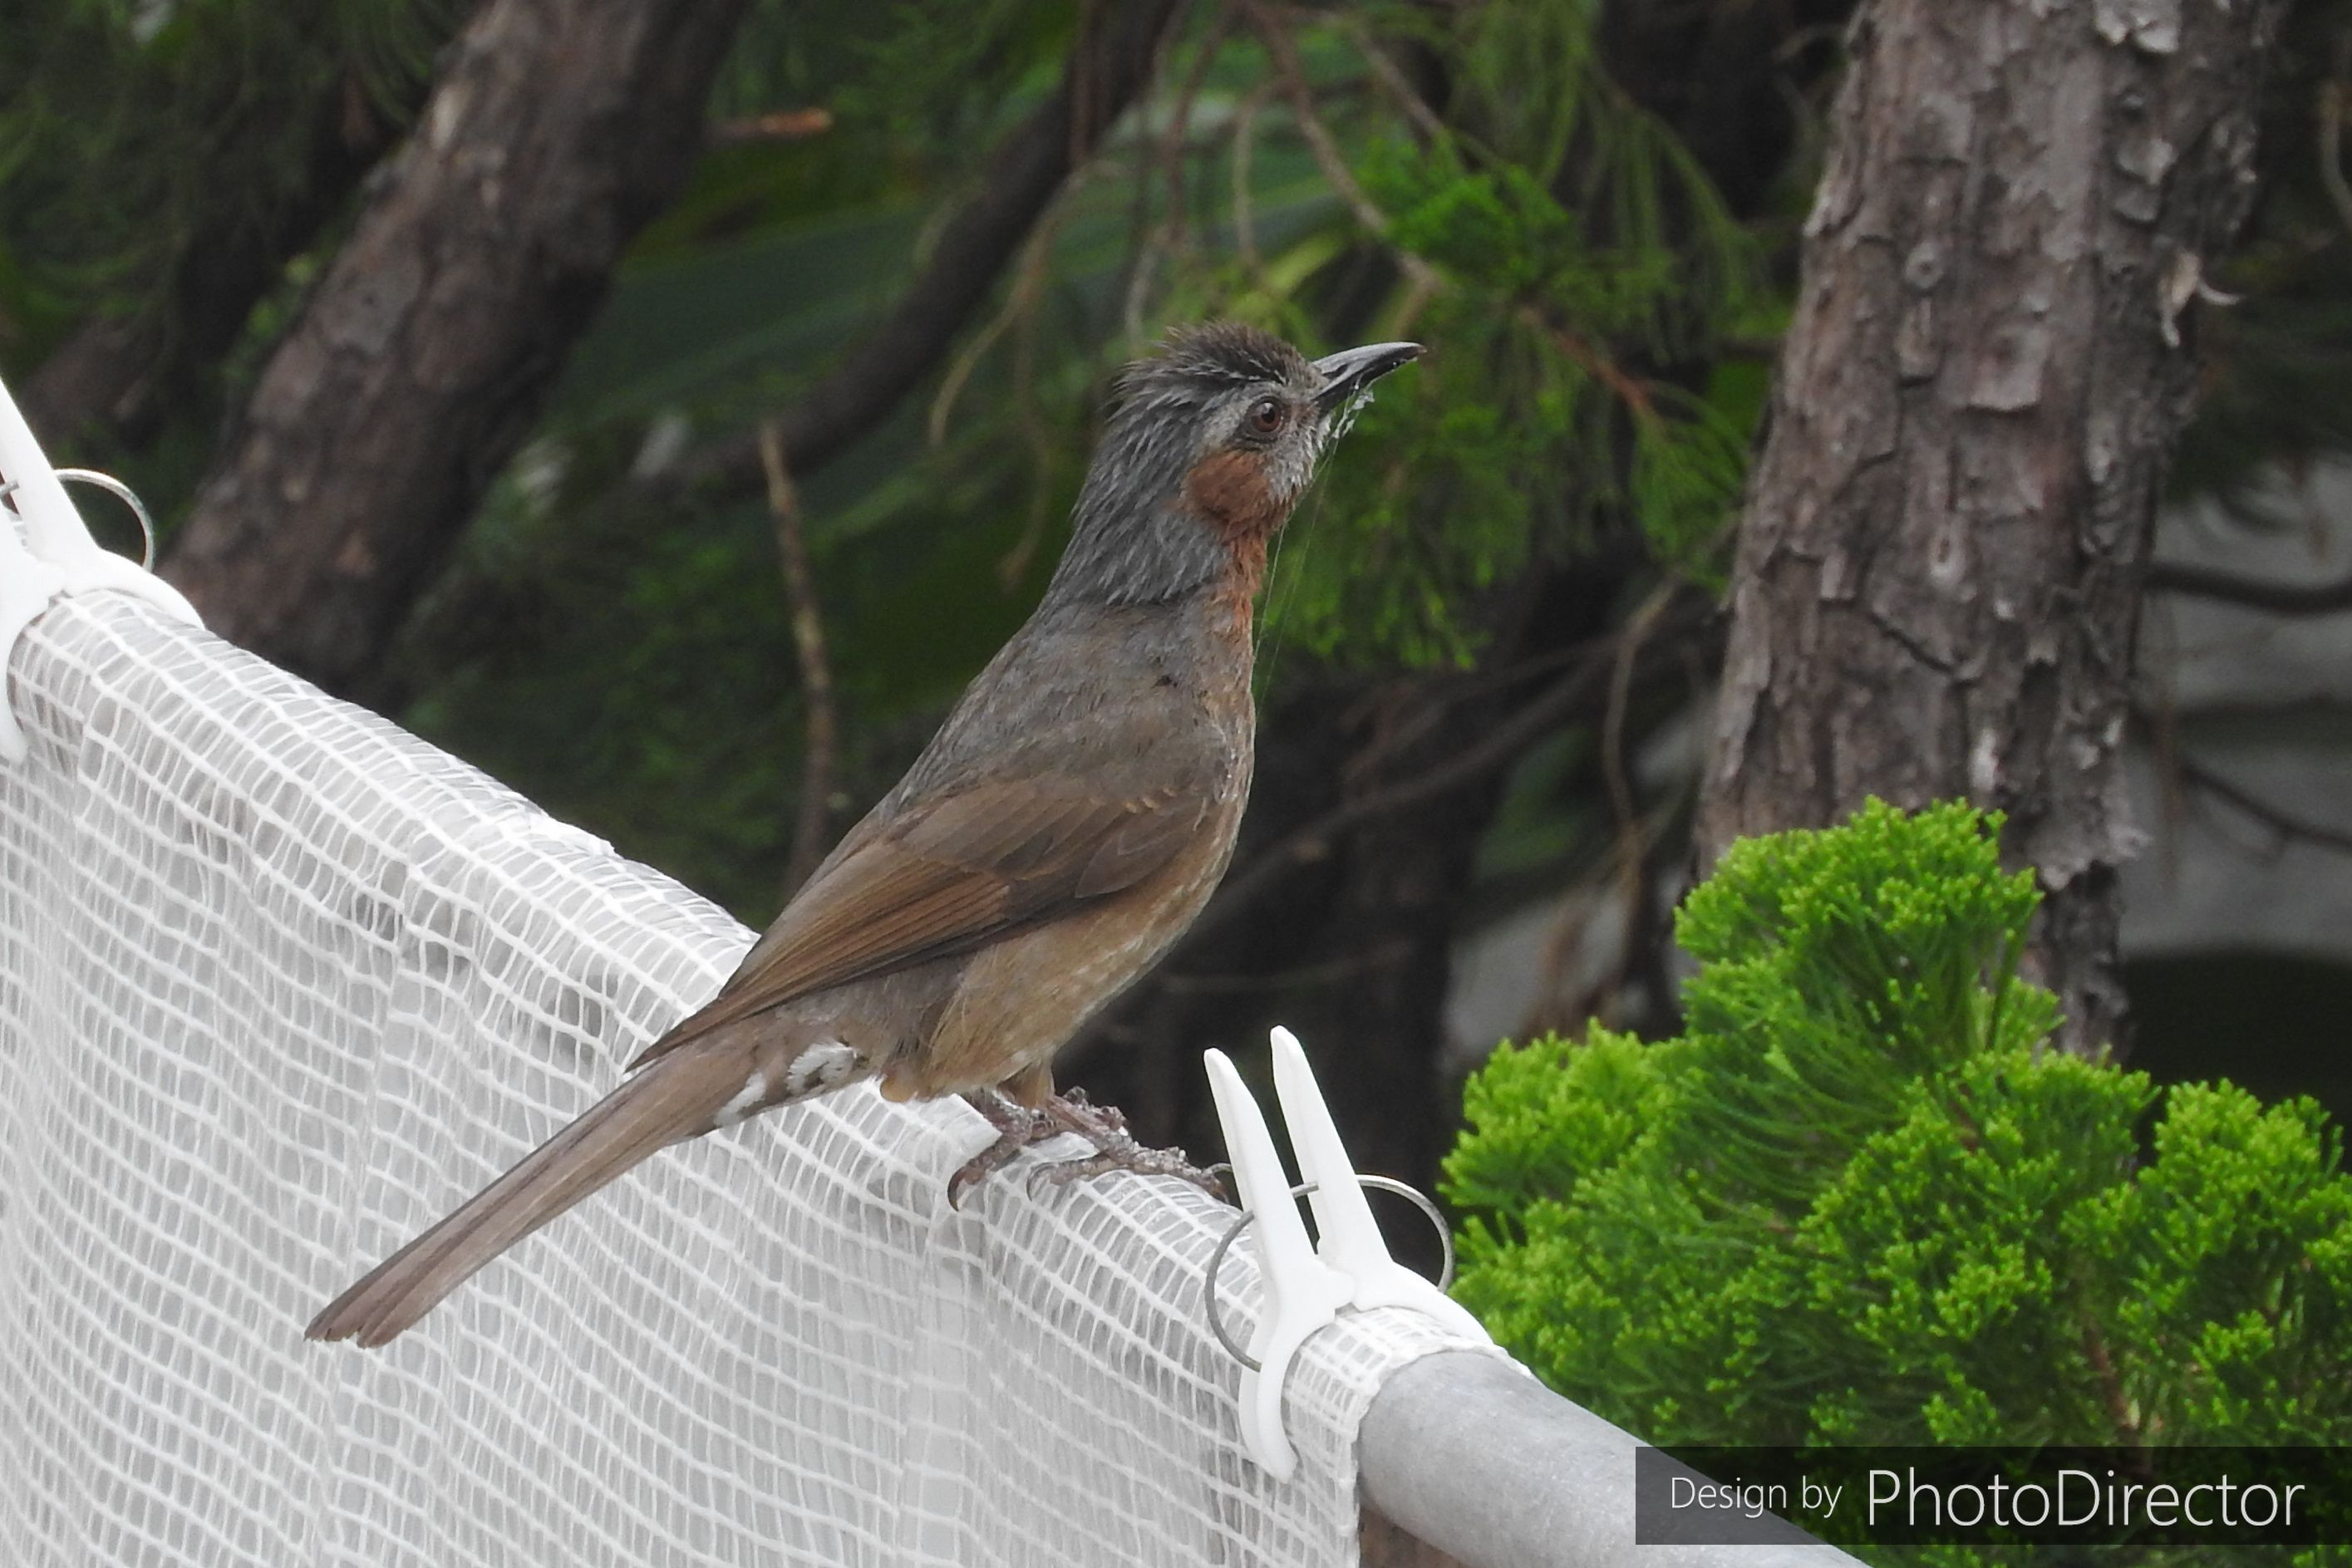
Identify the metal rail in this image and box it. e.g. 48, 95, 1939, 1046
1359, 1351, 1867, 1568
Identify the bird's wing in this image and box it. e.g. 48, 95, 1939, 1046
625, 775, 1213, 1070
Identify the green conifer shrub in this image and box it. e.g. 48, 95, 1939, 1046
1446, 800, 2352, 1456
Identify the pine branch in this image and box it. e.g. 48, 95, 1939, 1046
1241, 0, 1443, 294
678, 0, 1192, 497
759, 426, 839, 897
1183, 592, 1715, 948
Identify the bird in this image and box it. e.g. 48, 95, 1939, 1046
304, 322, 1422, 1347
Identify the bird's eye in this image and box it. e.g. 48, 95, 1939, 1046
1246, 396, 1287, 436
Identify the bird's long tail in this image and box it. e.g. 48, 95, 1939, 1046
306, 1053, 739, 1348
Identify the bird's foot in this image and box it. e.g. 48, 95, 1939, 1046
948, 1091, 1061, 1208
1030, 1090, 1227, 1199
950, 1089, 1225, 1204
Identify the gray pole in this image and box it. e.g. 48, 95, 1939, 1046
1358, 1351, 1867, 1568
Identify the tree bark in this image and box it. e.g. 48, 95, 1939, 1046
160, 0, 748, 693
1696, 0, 2289, 1055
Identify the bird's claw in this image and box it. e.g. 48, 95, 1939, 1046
949, 1091, 1056, 1209
1027, 1091, 1225, 1199
949, 1089, 1223, 1204
1026, 1143, 1226, 1198
946, 1135, 1026, 1210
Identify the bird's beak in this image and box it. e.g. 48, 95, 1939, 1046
1311, 342, 1424, 414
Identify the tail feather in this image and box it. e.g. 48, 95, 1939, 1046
307, 1056, 734, 1348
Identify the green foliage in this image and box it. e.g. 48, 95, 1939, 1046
22, 0, 2344, 944
824, 0, 1077, 147
1258, 127, 1750, 665
0, 0, 445, 358
1246, 2, 1759, 666
1447, 800, 2352, 1462
403, 0, 1768, 912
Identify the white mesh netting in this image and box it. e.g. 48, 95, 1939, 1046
0, 589, 1488, 1566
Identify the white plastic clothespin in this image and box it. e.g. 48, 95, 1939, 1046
0, 371, 202, 763
1203, 1026, 1492, 1480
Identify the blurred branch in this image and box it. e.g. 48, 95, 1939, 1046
1602, 584, 1674, 922
1168, 2, 1238, 216
684, 0, 1192, 497
1333, 12, 1448, 144
1228, 80, 1279, 281
1119, 0, 1233, 338
1158, 937, 1415, 995
2146, 557, 2352, 613
710, 106, 834, 146
928, 184, 1074, 449
1522, 305, 1659, 422
759, 425, 839, 895
1186, 591, 1715, 946
2176, 753, 2352, 857
1241, 0, 1443, 293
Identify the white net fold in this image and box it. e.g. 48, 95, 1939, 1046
0, 591, 1486, 1567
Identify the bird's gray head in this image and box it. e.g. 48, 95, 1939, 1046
1043, 322, 1422, 608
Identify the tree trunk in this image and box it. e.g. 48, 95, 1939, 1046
160, 0, 748, 693
1695, 0, 2289, 1055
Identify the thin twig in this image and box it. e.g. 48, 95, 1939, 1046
1518, 792, 1687, 1040
759, 425, 840, 896
1522, 305, 1659, 423
1242, 0, 1443, 292
709, 107, 834, 146
1159, 0, 1237, 253
1325, 537, 1664, 779
1122, 204, 1168, 346
1602, 584, 1675, 927
2080, 1315, 2147, 1452
928, 179, 1079, 447
1332, 12, 1447, 143
1109, 1, 1226, 345
1158, 936, 1415, 995
998, 257, 1066, 589
1229, 80, 1277, 283
1183, 598, 1715, 946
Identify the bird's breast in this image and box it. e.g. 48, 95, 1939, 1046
888, 759, 1250, 1101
